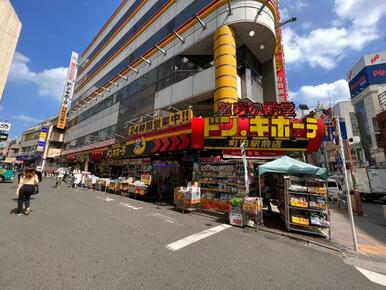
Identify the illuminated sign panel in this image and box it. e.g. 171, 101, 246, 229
349, 63, 386, 98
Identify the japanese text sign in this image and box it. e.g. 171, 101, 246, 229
128, 109, 192, 136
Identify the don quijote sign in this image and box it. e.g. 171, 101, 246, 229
191, 101, 324, 154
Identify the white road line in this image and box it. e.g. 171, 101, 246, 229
119, 202, 142, 210
165, 224, 232, 252
355, 267, 386, 287
147, 213, 182, 225
97, 196, 115, 202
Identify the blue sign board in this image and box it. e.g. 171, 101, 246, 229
323, 121, 347, 141
349, 63, 386, 98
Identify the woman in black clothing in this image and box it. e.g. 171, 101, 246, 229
16, 168, 39, 216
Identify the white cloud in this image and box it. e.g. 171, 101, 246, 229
14, 114, 41, 123
290, 0, 309, 10
280, 7, 290, 20
8, 52, 68, 101
289, 79, 351, 107
283, 0, 386, 70
301, 21, 313, 30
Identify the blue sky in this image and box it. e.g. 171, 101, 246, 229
1, 0, 386, 138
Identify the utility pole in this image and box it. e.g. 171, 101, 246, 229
335, 116, 358, 250
322, 141, 329, 175
345, 140, 363, 215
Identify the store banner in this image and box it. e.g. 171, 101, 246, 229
191, 108, 324, 154
349, 62, 386, 98
106, 144, 126, 159
57, 51, 79, 129
275, 6, 289, 102
275, 28, 289, 102
36, 127, 48, 152
125, 129, 191, 158
128, 109, 193, 136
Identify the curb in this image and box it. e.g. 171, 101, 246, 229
257, 227, 343, 254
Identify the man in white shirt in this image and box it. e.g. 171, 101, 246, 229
55, 168, 66, 188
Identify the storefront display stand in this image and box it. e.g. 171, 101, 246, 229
284, 176, 331, 240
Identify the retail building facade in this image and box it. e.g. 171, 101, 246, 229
64, 0, 286, 157
57, 1, 327, 226
348, 51, 386, 164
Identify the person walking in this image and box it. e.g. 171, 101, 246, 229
16, 168, 39, 216
55, 167, 65, 188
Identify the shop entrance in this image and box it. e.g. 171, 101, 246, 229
151, 156, 193, 204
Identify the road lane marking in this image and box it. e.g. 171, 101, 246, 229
165, 224, 232, 251
355, 267, 386, 286
119, 202, 142, 210
148, 213, 182, 225
97, 196, 115, 202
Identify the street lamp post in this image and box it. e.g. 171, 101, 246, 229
277, 17, 297, 28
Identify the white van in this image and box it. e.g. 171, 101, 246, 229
327, 178, 342, 200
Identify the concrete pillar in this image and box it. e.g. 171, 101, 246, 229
83, 157, 89, 172
213, 25, 238, 113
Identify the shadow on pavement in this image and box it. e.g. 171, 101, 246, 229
9, 208, 18, 214
330, 202, 386, 260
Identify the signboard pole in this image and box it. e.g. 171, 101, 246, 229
241, 141, 249, 195
336, 116, 358, 250
322, 141, 329, 175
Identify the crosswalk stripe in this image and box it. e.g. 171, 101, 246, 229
165, 224, 232, 252
355, 266, 386, 287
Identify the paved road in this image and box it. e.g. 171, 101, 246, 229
0, 179, 384, 289
362, 201, 386, 226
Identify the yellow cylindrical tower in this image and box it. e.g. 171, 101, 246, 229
213, 25, 238, 113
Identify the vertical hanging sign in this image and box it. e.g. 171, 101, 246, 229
36, 127, 48, 152
275, 2, 289, 102
56, 51, 79, 129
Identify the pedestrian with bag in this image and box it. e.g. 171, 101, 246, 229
16, 168, 39, 216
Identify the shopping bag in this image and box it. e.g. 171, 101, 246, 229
32, 184, 39, 195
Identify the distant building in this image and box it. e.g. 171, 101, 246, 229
5, 138, 20, 162
17, 116, 65, 172
333, 101, 360, 140
0, 0, 22, 102
376, 90, 386, 162
347, 51, 386, 164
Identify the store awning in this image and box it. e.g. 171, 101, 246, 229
258, 156, 327, 179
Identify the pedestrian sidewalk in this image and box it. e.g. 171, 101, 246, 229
330, 204, 386, 261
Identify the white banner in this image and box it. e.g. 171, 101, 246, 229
57, 51, 79, 129
0, 122, 11, 131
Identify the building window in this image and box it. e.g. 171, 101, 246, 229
349, 112, 360, 136
373, 117, 380, 132
375, 134, 384, 148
